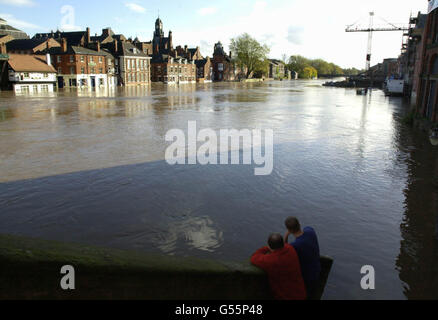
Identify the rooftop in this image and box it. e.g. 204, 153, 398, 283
7, 54, 57, 73
49, 45, 107, 56
6, 38, 51, 51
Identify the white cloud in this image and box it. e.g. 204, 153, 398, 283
172, 0, 427, 69
0, 13, 40, 29
125, 3, 146, 14
0, 0, 35, 6
197, 7, 217, 16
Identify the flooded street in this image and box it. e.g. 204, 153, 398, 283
0, 80, 437, 299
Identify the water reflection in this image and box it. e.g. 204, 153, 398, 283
156, 216, 224, 255
396, 126, 438, 299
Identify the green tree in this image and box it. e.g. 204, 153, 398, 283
287, 55, 310, 76
230, 33, 270, 79
302, 66, 318, 79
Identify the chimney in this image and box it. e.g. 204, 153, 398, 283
114, 40, 118, 54
184, 45, 188, 53
86, 27, 91, 44
96, 41, 101, 52
169, 31, 173, 48
46, 53, 51, 66
0, 42, 6, 55
61, 38, 67, 53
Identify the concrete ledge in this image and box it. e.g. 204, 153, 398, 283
0, 234, 332, 300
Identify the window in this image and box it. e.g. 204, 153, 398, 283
41, 85, 49, 92
99, 57, 102, 63
21, 86, 30, 93
57, 56, 61, 63
90, 57, 94, 62
23, 73, 29, 78
91, 67, 95, 74
127, 60, 131, 70
81, 67, 85, 74
44, 73, 48, 78
70, 67, 75, 74
218, 63, 224, 71
99, 68, 103, 74
70, 55, 74, 63
128, 74, 132, 82
99, 78, 104, 86
80, 56, 84, 62
58, 67, 62, 74
33, 85, 38, 92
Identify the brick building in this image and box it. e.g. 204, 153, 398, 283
416, 1, 438, 122
49, 39, 108, 89
149, 17, 196, 84
151, 54, 196, 84
195, 57, 213, 83
176, 46, 203, 61
398, 12, 428, 103
133, 38, 153, 55
212, 41, 236, 81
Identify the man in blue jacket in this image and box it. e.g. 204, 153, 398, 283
284, 217, 321, 299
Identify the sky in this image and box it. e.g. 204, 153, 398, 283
0, 0, 428, 69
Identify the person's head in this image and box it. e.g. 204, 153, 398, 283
268, 233, 284, 251
285, 217, 302, 234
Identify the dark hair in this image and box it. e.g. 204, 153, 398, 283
268, 233, 284, 250
285, 217, 301, 233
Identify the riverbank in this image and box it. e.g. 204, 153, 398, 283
0, 234, 332, 300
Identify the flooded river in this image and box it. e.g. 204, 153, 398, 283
0, 80, 437, 299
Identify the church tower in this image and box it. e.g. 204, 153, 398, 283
154, 17, 164, 38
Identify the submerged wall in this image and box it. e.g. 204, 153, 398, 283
0, 234, 332, 300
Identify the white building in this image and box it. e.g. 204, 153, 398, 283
7, 53, 57, 93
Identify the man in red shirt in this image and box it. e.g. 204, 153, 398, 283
251, 233, 306, 300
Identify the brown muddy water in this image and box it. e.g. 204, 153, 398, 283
0, 80, 437, 299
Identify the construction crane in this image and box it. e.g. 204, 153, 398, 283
346, 12, 409, 71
